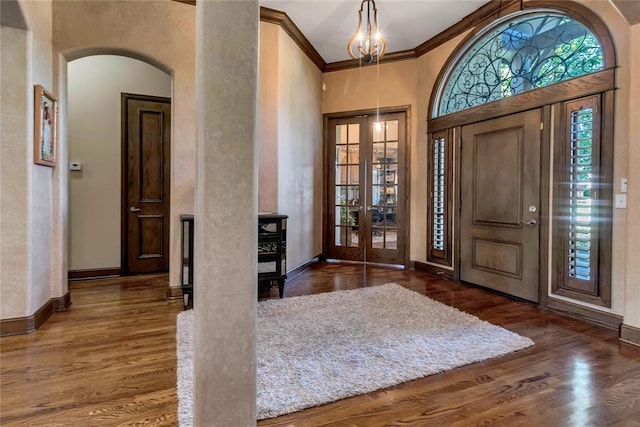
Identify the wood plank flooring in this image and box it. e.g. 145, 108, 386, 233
1, 262, 639, 426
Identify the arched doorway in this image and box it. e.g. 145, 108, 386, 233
67, 54, 172, 278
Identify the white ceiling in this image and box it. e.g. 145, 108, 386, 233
260, 0, 490, 63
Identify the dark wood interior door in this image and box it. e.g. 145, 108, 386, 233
460, 109, 541, 302
326, 111, 406, 265
122, 93, 171, 275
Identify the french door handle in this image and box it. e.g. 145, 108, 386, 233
520, 219, 537, 227
129, 206, 142, 212
366, 206, 374, 211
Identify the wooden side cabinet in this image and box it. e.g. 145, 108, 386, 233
258, 213, 288, 298
180, 214, 194, 310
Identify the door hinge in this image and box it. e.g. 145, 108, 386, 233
540, 122, 544, 130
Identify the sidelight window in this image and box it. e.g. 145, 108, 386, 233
427, 130, 452, 266
567, 107, 594, 281
553, 94, 612, 307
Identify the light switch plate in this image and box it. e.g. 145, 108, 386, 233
621, 178, 628, 193
69, 162, 82, 171
615, 194, 627, 209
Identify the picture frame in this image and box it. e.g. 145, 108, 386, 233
34, 84, 57, 167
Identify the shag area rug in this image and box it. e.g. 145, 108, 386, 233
176, 283, 533, 424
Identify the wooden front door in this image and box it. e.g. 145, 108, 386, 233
326, 111, 407, 265
122, 93, 171, 274
460, 109, 541, 302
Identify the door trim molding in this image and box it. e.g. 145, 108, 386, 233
121, 93, 171, 276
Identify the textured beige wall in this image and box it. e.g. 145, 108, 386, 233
258, 23, 279, 213
322, 60, 419, 259
0, 0, 59, 319
624, 22, 640, 328
53, 0, 195, 286
276, 25, 323, 270
0, 25, 31, 318
67, 55, 171, 271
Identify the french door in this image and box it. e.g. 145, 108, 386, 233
325, 111, 407, 265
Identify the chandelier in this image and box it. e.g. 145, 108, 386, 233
347, 0, 386, 63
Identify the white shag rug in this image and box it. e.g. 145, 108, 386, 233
176, 283, 533, 424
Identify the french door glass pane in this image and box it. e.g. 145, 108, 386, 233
369, 119, 400, 251
336, 145, 347, 164
334, 123, 360, 248
348, 124, 360, 143
386, 120, 398, 141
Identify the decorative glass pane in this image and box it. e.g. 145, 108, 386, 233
347, 186, 359, 205
349, 227, 359, 247
386, 120, 398, 141
384, 185, 397, 206
438, 13, 604, 116
373, 142, 385, 165
336, 125, 347, 144
335, 165, 347, 185
336, 206, 357, 226
348, 124, 360, 143
385, 142, 398, 163
385, 228, 398, 250
372, 185, 384, 206
348, 165, 359, 184
567, 107, 593, 281
432, 137, 446, 251
384, 207, 397, 225
336, 145, 347, 164
348, 145, 359, 164
335, 186, 347, 205
373, 122, 384, 142
335, 226, 346, 246
372, 226, 384, 248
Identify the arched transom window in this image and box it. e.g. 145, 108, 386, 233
436, 11, 605, 116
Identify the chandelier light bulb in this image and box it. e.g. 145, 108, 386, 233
347, 0, 386, 64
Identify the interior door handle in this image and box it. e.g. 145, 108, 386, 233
129, 206, 142, 212
520, 219, 537, 227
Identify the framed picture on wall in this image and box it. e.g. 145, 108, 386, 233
34, 84, 57, 167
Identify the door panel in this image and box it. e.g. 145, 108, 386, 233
460, 109, 540, 302
326, 111, 406, 265
123, 94, 171, 274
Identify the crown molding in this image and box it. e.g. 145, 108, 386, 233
260, 7, 326, 71
324, 49, 415, 73
172, 0, 521, 73
414, 0, 520, 58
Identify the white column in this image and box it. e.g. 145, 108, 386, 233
194, 1, 259, 425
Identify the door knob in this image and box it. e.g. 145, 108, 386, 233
129, 206, 142, 212
520, 219, 537, 227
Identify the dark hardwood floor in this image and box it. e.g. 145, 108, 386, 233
1, 262, 639, 426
